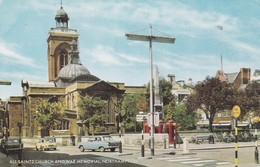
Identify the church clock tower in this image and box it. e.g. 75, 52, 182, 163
47, 5, 79, 82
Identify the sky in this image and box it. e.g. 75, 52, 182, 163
0, 0, 259, 100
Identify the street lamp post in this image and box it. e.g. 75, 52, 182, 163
126, 25, 175, 156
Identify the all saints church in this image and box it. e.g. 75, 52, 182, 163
8, 5, 145, 139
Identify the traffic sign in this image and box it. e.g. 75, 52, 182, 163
138, 102, 146, 111
232, 105, 241, 119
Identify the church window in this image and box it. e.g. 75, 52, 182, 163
53, 119, 70, 130
72, 94, 75, 109
67, 95, 70, 109
60, 50, 68, 69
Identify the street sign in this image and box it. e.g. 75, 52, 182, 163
148, 112, 160, 126
136, 114, 148, 122
232, 105, 241, 119
154, 112, 160, 126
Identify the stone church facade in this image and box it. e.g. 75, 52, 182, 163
8, 6, 145, 139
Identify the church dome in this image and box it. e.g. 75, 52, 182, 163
58, 63, 91, 80
55, 7, 69, 22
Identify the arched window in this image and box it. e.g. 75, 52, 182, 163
48, 96, 58, 103
60, 50, 68, 69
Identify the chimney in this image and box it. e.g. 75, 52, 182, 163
240, 68, 251, 84
188, 78, 192, 85
167, 74, 175, 84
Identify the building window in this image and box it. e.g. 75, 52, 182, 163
72, 94, 75, 109
53, 119, 70, 130
67, 94, 70, 109
60, 50, 68, 69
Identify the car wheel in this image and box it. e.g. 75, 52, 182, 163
79, 146, 85, 152
99, 146, 105, 152
110, 148, 115, 152
54, 148, 56, 150
36, 146, 38, 151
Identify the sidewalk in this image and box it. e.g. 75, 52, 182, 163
122, 141, 260, 152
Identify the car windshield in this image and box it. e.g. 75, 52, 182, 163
8, 139, 19, 143
103, 136, 113, 141
44, 138, 55, 143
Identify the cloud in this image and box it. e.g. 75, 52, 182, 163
118, 53, 147, 63
83, 45, 123, 66
82, 44, 149, 67
0, 40, 38, 67
82, 23, 125, 37
75, 1, 238, 37
0, 71, 43, 81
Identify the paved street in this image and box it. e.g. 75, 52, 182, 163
2, 142, 260, 167
2, 145, 144, 167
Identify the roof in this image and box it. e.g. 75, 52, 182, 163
58, 64, 91, 79
55, 7, 69, 22
224, 72, 239, 83
28, 81, 55, 87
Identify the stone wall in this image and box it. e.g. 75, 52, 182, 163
113, 133, 169, 149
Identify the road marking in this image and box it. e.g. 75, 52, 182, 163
216, 162, 233, 165
181, 159, 216, 164
168, 158, 202, 162
193, 164, 204, 167
157, 156, 190, 160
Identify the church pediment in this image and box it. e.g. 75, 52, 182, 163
84, 80, 125, 93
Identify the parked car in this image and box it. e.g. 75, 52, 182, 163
35, 137, 57, 151
78, 135, 120, 152
1, 138, 23, 153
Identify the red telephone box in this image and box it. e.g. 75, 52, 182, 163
143, 120, 177, 146
165, 120, 177, 146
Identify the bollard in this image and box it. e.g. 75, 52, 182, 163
164, 138, 166, 149
255, 147, 259, 164
141, 131, 145, 157
255, 131, 259, 164
183, 137, 189, 154
119, 141, 122, 153
141, 144, 145, 157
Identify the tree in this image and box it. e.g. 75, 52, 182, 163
145, 79, 176, 110
236, 81, 260, 118
165, 104, 200, 130
121, 93, 147, 132
77, 95, 107, 135
186, 77, 236, 132
36, 101, 65, 136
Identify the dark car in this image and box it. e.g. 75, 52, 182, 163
1, 138, 23, 153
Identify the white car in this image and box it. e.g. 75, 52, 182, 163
36, 137, 57, 151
